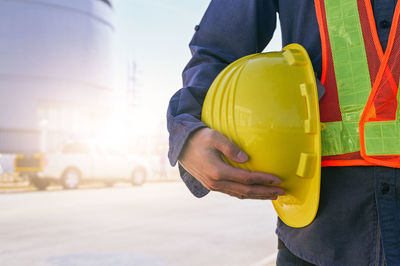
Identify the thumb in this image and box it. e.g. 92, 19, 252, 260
213, 132, 248, 163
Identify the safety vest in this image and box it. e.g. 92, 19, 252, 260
314, 0, 400, 168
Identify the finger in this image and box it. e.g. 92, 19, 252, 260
211, 130, 248, 163
211, 180, 285, 200
226, 191, 278, 200
212, 159, 282, 186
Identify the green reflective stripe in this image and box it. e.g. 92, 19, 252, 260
364, 82, 400, 155
321, 121, 360, 156
365, 121, 400, 155
322, 0, 371, 156
324, 0, 371, 110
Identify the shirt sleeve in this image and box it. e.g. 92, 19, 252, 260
167, 0, 279, 197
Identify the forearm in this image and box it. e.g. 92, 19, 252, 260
167, 0, 278, 197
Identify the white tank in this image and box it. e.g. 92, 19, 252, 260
0, 0, 115, 153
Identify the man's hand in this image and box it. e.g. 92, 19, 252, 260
179, 128, 284, 200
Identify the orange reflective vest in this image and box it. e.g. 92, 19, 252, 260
314, 0, 400, 168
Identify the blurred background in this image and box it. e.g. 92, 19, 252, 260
0, 0, 282, 265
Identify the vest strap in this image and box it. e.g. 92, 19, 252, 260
365, 121, 400, 155
320, 0, 371, 156
321, 121, 360, 156
315, 0, 400, 166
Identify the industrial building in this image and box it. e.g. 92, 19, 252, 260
0, 0, 116, 153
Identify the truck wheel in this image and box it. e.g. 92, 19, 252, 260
61, 168, 81, 189
31, 175, 50, 191
131, 167, 146, 186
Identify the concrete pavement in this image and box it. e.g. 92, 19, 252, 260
0, 182, 278, 266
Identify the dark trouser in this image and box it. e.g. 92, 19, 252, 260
276, 241, 316, 266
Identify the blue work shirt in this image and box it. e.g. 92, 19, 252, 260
167, 0, 400, 265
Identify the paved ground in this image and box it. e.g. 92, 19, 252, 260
0, 182, 278, 266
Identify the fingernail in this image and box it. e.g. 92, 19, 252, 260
236, 151, 248, 162
277, 190, 285, 196
272, 179, 281, 185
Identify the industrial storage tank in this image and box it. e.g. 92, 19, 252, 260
0, 0, 115, 153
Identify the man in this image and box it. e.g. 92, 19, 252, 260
167, 1, 400, 265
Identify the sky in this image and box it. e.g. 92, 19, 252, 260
112, 1, 282, 134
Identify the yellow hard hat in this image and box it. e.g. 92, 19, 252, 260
202, 43, 321, 228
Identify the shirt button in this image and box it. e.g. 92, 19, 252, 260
381, 183, 390, 194
379, 20, 391, 29
194, 25, 200, 31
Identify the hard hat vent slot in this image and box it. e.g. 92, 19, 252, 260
283, 49, 306, 66
300, 83, 317, 134
296, 152, 316, 178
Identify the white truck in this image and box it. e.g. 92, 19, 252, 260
31, 142, 147, 190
